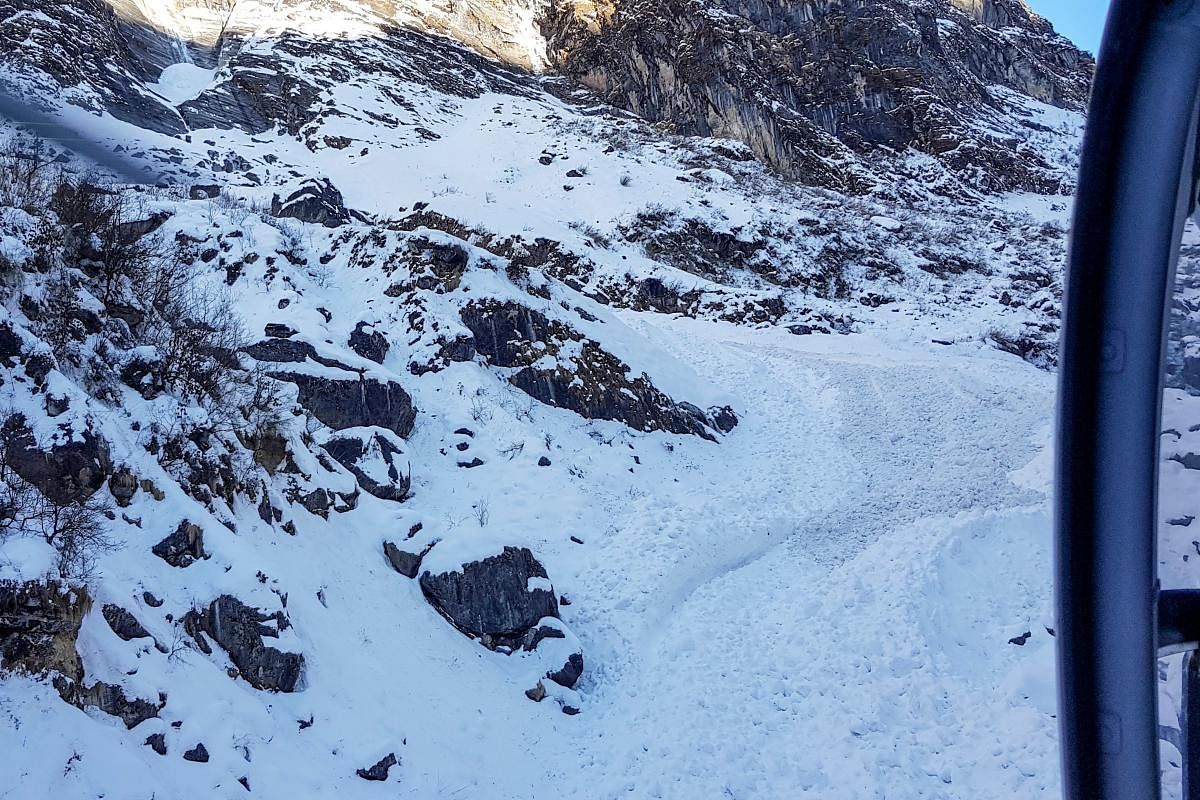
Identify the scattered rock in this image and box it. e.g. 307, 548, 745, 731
356, 752, 397, 781
142, 591, 163, 608
538, 456, 551, 467
152, 521, 207, 568
1008, 631, 1032, 646
144, 733, 167, 755
1169, 515, 1196, 527
525, 681, 546, 702
183, 743, 209, 763
454, 428, 474, 437
457, 457, 484, 468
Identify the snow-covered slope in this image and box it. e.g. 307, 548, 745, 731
0, 1, 1159, 799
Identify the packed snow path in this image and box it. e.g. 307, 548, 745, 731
560, 317, 1058, 800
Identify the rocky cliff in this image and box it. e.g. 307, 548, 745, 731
541, 0, 1092, 192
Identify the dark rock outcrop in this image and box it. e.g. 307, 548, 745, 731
108, 467, 138, 507
357, 752, 397, 781
183, 743, 210, 763
349, 322, 389, 364
183, 595, 303, 692
324, 432, 410, 501
460, 301, 734, 439
101, 604, 151, 641
272, 372, 416, 438
383, 541, 433, 579
54, 677, 162, 729
152, 521, 207, 568
0, 580, 90, 679
269, 178, 350, 227
1, 415, 112, 504
420, 547, 559, 650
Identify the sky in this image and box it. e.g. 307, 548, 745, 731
1028, 0, 1108, 54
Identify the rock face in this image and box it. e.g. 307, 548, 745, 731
420, 547, 560, 648
0, 580, 90, 679
1, 415, 113, 504
184, 595, 304, 692
460, 300, 734, 439
272, 372, 416, 439
1, 581, 161, 727
541, 0, 1092, 192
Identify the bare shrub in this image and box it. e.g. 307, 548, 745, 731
0, 135, 60, 211
0, 429, 117, 581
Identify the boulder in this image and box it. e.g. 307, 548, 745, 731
269, 178, 350, 227
420, 547, 559, 650
108, 467, 138, 507
152, 521, 206, 568
101, 604, 151, 641
272, 372, 415, 438
1, 415, 112, 504
349, 322, 389, 364
324, 432, 410, 502
383, 541, 432, 579
183, 743, 209, 763
183, 595, 303, 692
356, 752, 397, 781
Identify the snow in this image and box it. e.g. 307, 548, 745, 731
147, 63, 217, 105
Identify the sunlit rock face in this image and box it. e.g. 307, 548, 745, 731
540, 0, 1092, 191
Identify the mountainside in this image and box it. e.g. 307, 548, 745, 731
0, 1, 1147, 799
